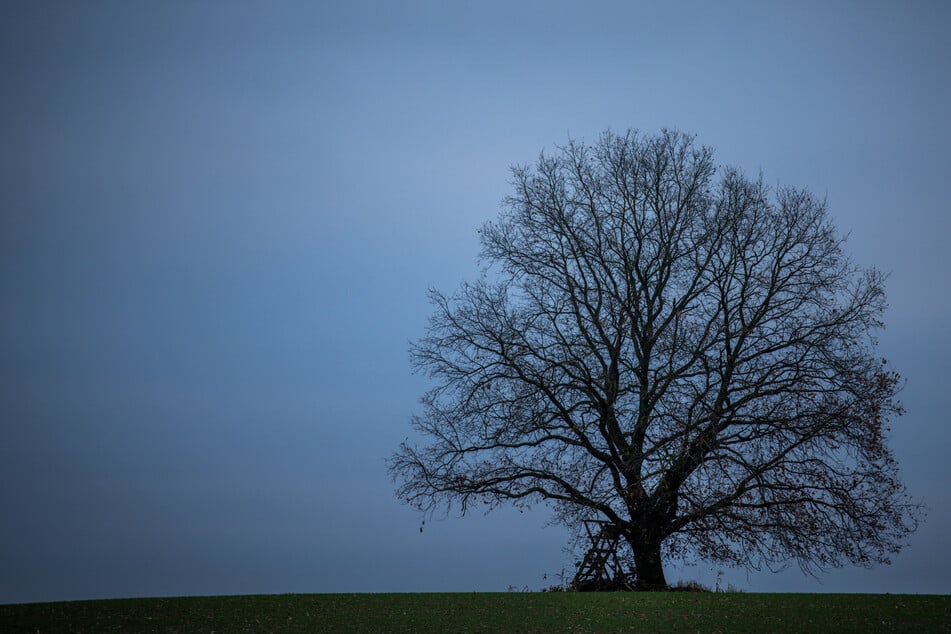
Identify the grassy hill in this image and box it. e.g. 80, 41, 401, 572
2, 591, 949, 632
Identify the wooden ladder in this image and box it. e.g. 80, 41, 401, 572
572, 519, 625, 589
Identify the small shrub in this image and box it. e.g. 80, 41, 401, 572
669, 579, 711, 592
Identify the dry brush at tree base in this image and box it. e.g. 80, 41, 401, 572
390, 129, 922, 590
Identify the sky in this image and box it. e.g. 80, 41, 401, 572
1, 1, 949, 604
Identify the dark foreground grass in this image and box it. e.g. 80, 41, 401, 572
2, 592, 949, 633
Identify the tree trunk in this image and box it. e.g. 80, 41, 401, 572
631, 534, 668, 590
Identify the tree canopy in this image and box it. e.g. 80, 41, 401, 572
390, 129, 921, 589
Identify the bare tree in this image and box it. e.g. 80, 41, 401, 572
390, 130, 921, 589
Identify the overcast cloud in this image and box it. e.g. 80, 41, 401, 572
1, 1, 949, 603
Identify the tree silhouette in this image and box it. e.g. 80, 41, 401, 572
390, 129, 921, 589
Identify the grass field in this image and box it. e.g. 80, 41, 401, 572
2, 592, 949, 632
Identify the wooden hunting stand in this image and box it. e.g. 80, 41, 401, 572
571, 519, 633, 591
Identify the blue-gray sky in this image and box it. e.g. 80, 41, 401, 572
1, 1, 949, 603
